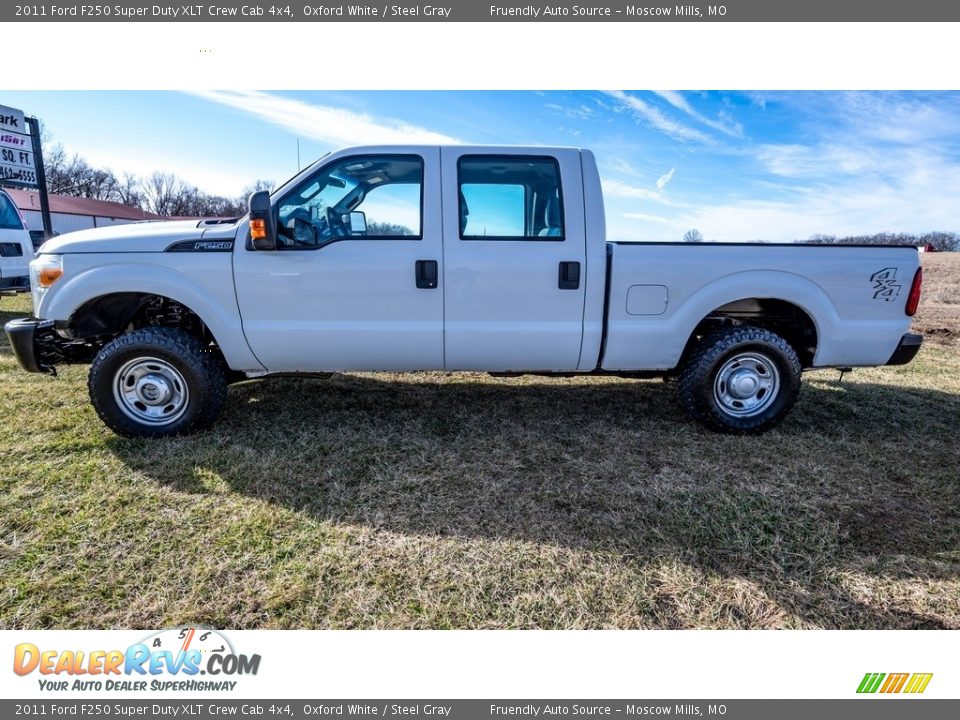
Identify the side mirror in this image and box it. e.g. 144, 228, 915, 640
248, 190, 277, 251
349, 211, 367, 235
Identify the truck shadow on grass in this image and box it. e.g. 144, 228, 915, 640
106, 372, 959, 628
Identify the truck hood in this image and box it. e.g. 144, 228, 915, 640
37, 219, 239, 254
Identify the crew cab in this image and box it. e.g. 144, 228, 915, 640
4, 145, 923, 437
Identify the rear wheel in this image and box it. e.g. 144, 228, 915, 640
88, 327, 226, 437
678, 326, 802, 434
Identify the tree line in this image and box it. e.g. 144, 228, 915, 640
24, 142, 273, 218
801, 231, 959, 251
683, 228, 958, 250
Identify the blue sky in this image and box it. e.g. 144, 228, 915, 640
3, 90, 959, 242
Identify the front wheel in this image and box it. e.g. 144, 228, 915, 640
678, 326, 802, 434
88, 327, 227, 437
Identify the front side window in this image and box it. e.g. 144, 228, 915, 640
0, 192, 24, 231
458, 156, 564, 240
275, 155, 422, 248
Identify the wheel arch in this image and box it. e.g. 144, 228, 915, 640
682, 297, 820, 368
40, 262, 264, 372
673, 271, 839, 370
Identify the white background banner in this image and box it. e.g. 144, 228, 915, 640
1, 630, 952, 699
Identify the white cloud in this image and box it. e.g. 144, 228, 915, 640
188, 90, 459, 147
607, 143, 960, 243
652, 91, 743, 137
664, 158, 960, 242
603, 91, 714, 145
603, 157, 641, 178
835, 92, 960, 144
606, 91, 960, 242
656, 167, 676, 190
545, 103, 595, 121
602, 179, 662, 201
622, 212, 678, 225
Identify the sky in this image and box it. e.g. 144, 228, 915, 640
2, 90, 959, 242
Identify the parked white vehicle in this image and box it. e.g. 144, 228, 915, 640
0, 188, 34, 295
4, 145, 923, 436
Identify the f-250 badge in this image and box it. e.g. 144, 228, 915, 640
870, 267, 901, 301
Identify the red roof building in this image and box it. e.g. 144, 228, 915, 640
5, 188, 164, 236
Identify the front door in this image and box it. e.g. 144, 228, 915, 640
440, 148, 587, 371
233, 147, 444, 372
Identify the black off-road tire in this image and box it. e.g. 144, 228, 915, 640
678, 325, 802, 434
88, 327, 227, 438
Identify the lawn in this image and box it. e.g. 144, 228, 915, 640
1, 255, 958, 629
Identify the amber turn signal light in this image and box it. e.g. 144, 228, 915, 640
38, 267, 63, 287
250, 218, 267, 240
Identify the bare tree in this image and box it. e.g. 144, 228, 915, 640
43, 143, 99, 197
683, 228, 704, 243
241, 179, 275, 197
113, 172, 144, 209
143, 172, 188, 216
6, 136, 277, 219
38, 142, 146, 208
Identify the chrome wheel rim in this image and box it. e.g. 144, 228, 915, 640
713, 352, 780, 418
113, 357, 189, 425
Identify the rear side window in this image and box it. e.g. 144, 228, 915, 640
0, 192, 24, 231
458, 156, 564, 240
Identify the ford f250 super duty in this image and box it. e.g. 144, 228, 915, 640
4, 145, 924, 437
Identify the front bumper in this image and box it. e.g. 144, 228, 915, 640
886, 332, 923, 366
5, 318, 59, 374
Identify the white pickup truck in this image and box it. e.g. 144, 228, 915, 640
5, 145, 923, 437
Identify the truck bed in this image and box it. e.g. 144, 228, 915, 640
599, 242, 920, 371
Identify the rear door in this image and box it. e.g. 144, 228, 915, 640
440, 148, 587, 371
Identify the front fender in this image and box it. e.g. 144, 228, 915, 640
39, 258, 264, 372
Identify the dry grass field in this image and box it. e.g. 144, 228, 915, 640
1, 254, 958, 629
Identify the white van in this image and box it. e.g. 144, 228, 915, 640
0, 188, 35, 293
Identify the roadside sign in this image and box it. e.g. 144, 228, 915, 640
0, 104, 39, 188
0, 104, 25, 132
0, 103, 52, 237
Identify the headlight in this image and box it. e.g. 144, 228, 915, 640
30, 254, 63, 309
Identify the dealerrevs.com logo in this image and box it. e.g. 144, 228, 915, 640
13, 628, 261, 693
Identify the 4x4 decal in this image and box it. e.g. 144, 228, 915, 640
870, 267, 901, 301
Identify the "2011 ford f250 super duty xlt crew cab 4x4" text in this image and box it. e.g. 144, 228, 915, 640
4, 145, 924, 436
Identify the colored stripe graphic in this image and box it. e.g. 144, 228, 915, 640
904, 673, 933, 694
857, 672, 932, 694
857, 673, 885, 693
881, 673, 909, 693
